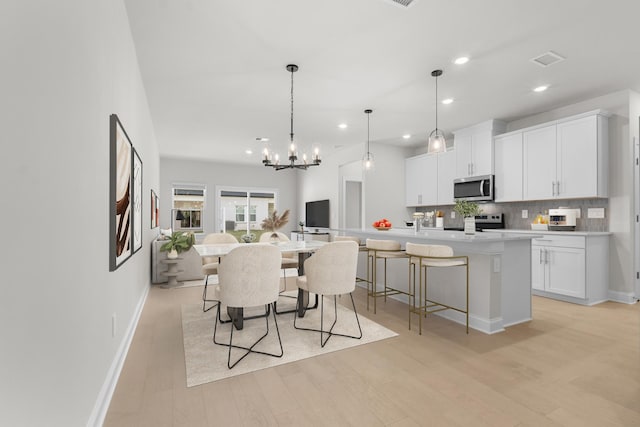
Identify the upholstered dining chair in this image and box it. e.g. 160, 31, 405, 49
259, 231, 299, 292
212, 244, 283, 369
201, 233, 238, 312
294, 240, 362, 347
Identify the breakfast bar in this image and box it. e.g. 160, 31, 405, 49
337, 228, 541, 334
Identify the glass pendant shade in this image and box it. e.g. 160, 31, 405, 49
362, 152, 375, 171
427, 129, 447, 153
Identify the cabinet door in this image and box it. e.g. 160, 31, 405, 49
531, 245, 546, 291
470, 129, 493, 176
405, 155, 424, 206
455, 134, 473, 178
494, 132, 523, 202
422, 154, 439, 205
437, 150, 456, 205
556, 115, 598, 198
523, 125, 556, 200
546, 247, 586, 298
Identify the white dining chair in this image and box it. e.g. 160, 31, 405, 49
294, 241, 362, 347
200, 233, 238, 312
212, 244, 284, 369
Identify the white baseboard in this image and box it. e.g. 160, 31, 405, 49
607, 290, 638, 304
87, 284, 150, 427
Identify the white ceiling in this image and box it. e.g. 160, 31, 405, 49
124, 0, 640, 165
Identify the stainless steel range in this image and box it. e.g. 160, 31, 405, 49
444, 213, 505, 232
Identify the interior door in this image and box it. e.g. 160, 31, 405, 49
344, 181, 362, 229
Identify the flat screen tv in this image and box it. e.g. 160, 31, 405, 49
305, 199, 330, 229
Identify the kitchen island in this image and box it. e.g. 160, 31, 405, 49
336, 228, 541, 334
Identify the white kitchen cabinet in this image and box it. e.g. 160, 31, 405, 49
494, 132, 523, 202
529, 233, 609, 305
453, 120, 505, 178
436, 150, 456, 205
522, 111, 608, 201
405, 151, 454, 207
405, 153, 437, 206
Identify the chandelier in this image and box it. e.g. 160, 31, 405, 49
263, 64, 321, 170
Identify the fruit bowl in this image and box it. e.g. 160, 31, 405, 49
374, 226, 391, 231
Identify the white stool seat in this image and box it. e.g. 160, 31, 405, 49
365, 238, 409, 314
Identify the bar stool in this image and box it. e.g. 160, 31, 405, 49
333, 236, 367, 285
365, 239, 409, 314
406, 242, 469, 334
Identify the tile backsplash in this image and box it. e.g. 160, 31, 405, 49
411, 198, 609, 232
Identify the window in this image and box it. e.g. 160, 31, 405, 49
217, 187, 278, 240
172, 185, 205, 233
235, 205, 256, 222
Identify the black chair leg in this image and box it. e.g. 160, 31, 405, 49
294, 293, 363, 347
202, 275, 218, 312
213, 303, 283, 369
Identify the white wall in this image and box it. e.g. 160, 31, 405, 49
160, 158, 298, 234
299, 142, 410, 230
0, 1, 159, 425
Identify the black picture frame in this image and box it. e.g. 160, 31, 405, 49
132, 147, 143, 253
109, 114, 133, 271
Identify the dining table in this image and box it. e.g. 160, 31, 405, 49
193, 240, 326, 329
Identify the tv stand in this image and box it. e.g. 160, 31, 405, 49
290, 231, 330, 242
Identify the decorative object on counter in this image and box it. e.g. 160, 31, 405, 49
262, 64, 321, 171
412, 212, 424, 232
362, 109, 375, 171
427, 69, 447, 154
436, 210, 444, 228
160, 231, 195, 259
454, 200, 482, 235
261, 209, 290, 240
531, 212, 549, 230
373, 218, 392, 230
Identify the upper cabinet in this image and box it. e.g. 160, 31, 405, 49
522, 111, 608, 200
494, 132, 523, 202
453, 119, 506, 178
405, 150, 455, 207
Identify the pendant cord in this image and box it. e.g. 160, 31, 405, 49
435, 73, 438, 131
367, 113, 370, 154
290, 68, 294, 142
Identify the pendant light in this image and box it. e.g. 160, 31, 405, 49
427, 69, 447, 154
362, 109, 375, 171
263, 64, 321, 170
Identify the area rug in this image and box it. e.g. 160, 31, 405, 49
181, 294, 398, 387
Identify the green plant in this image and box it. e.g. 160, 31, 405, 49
453, 200, 482, 218
160, 231, 195, 253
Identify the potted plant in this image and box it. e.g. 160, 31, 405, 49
160, 231, 195, 258
453, 200, 482, 235
260, 209, 290, 241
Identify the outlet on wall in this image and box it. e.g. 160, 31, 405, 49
588, 207, 605, 218
112, 313, 117, 338
522, 209, 528, 219
451, 211, 456, 219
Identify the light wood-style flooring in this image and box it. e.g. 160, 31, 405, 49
105, 281, 640, 426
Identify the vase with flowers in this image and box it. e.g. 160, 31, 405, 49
260, 209, 290, 242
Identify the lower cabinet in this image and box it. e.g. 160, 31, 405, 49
530, 234, 609, 305
290, 232, 330, 242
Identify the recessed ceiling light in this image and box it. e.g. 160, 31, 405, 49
338, 123, 348, 129
454, 56, 469, 65
442, 98, 454, 105
533, 85, 549, 93
403, 134, 411, 139
245, 149, 253, 155
255, 137, 269, 142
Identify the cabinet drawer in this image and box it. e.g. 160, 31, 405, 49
531, 235, 585, 249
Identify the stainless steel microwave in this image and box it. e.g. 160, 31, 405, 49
453, 175, 494, 202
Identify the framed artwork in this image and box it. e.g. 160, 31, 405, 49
132, 148, 143, 253
109, 114, 133, 271
151, 189, 159, 228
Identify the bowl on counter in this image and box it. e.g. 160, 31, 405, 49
374, 226, 391, 231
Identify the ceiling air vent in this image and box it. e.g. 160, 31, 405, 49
388, 0, 416, 7
531, 50, 565, 67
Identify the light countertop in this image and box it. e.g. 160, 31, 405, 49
485, 229, 612, 237
336, 228, 542, 243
